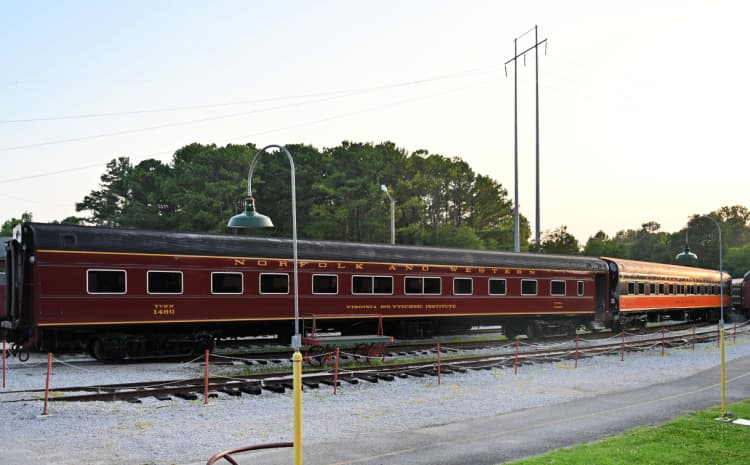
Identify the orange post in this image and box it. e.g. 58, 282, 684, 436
574, 335, 579, 369
436, 343, 441, 385
514, 339, 519, 375
204, 349, 210, 405
42, 353, 52, 415
333, 347, 340, 395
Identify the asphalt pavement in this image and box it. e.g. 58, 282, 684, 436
200, 354, 750, 465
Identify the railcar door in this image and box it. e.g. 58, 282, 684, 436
3, 232, 23, 328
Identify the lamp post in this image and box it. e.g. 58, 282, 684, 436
227, 144, 303, 464
380, 184, 395, 245
675, 214, 728, 420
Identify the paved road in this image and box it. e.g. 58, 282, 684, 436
202, 354, 750, 465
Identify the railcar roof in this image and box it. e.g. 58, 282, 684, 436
21, 223, 608, 272
602, 256, 728, 280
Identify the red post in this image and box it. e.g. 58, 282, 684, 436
333, 348, 340, 396
436, 343, 441, 385
2, 340, 6, 389
661, 330, 665, 356
514, 339, 519, 374
574, 335, 579, 369
42, 353, 52, 416
204, 349, 210, 405
621, 329, 625, 362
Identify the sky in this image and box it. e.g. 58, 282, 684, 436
1, 0, 747, 243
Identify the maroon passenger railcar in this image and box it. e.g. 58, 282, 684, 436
2, 223, 611, 360
732, 271, 750, 317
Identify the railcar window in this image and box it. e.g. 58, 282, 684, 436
259, 273, 289, 294
453, 278, 473, 295
669, 284, 675, 294
489, 279, 507, 295
147, 271, 183, 294
212, 272, 243, 294
353, 276, 393, 294
659, 284, 665, 294
373, 276, 393, 294
87, 269, 126, 294
313, 274, 338, 294
577, 281, 584, 296
638, 283, 645, 295
353, 276, 373, 293
550, 280, 566, 296
649, 284, 656, 294
627, 282, 635, 295
424, 277, 441, 294
521, 279, 538, 296
405, 277, 441, 295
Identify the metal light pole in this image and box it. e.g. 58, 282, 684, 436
227, 144, 303, 464
380, 184, 395, 245
675, 214, 727, 420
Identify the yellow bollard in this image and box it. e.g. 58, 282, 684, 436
293, 350, 303, 465
720, 327, 727, 419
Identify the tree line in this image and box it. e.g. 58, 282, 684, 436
2, 141, 749, 277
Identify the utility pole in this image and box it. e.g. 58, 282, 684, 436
505, 25, 547, 252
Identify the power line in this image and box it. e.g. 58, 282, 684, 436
0, 66, 502, 125
0, 77, 499, 186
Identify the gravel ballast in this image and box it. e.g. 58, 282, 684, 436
3, 337, 749, 465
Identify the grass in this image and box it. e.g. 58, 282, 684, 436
507, 400, 750, 465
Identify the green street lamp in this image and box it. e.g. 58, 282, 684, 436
380, 184, 395, 245
675, 215, 728, 420
227, 144, 303, 464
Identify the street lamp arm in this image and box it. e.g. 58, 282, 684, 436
247, 144, 295, 198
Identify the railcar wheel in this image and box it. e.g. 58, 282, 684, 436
353, 343, 371, 362
306, 345, 325, 366
526, 322, 537, 339
92, 338, 107, 362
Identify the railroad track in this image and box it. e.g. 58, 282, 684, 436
3, 322, 746, 404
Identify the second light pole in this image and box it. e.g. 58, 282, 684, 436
380, 184, 395, 245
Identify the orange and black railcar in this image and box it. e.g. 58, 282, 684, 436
601, 257, 731, 328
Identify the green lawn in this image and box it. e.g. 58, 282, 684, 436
507, 400, 750, 465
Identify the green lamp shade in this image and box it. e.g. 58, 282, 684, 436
227, 197, 274, 228
675, 246, 698, 261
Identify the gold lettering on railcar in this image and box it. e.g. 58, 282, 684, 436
318, 262, 327, 268
337, 263, 346, 269
278, 260, 288, 268
153, 304, 176, 316
355, 263, 364, 270
234, 259, 245, 266
257, 260, 267, 267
